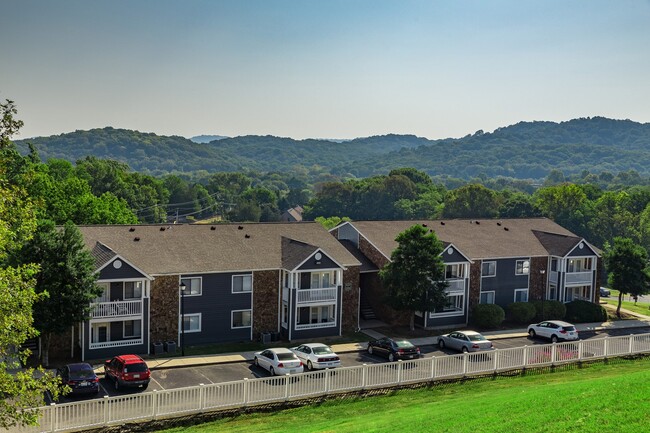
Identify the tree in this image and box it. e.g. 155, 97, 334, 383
603, 237, 650, 318
314, 216, 351, 230
0, 100, 60, 427
379, 225, 448, 330
443, 184, 501, 219
18, 221, 103, 366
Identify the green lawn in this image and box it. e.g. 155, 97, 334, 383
602, 289, 650, 317
160, 357, 650, 433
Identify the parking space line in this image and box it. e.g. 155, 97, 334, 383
149, 376, 165, 390
196, 370, 214, 384
98, 382, 109, 396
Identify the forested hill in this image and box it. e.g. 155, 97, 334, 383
16, 117, 650, 179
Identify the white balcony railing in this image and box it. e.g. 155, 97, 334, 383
282, 287, 289, 302
296, 287, 338, 304
445, 279, 465, 293
89, 338, 143, 350
295, 321, 337, 330
550, 271, 558, 283
90, 300, 143, 319
565, 271, 592, 284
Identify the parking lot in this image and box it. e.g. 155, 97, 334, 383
47, 326, 650, 404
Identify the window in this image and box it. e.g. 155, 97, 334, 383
482, 261, 496, 277
515, 260, 530, 275
124, 281, 143, 299
95, 283, 110, 303
232, 275, 252, 293
480, 291, 495, 304
181, 313, 201, 333
123, 320, 141, 338
181, 277, 202, 296
551, 258, 558, 272
91, 323, 109, 343
281, 303, 288, 326
297, 305, 335, 325
445, 264, 465, 279
431, 293, 464, 316
548, 284, 557, 301
567, 258, 593, 273
514, 289, 529, 302
232, 310, 252, 328
564, 286, 591, 302
310, 271, 335, 289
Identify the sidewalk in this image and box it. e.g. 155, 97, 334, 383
105, 313, 650, 373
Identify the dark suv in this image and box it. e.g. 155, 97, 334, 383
104, 354, 150, 390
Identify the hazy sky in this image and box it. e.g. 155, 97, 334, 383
2, 1, 649, 140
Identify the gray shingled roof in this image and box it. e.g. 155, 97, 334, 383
349, 218, 587, 260
281, 237, 319, 270
78, 222, 360, 275
90, 242, 117, 270
339, 240, 379, 273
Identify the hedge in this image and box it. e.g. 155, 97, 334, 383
506, 302, 537, 324
530, 300, 567, 322
565, 300, 607, 323
471, 304, 505, 329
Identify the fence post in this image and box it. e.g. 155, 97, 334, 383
551, 344, 557, 366
492, 349, 498, 372
578, 340, 583, 360
199, 383, 206, 411
243, 378, 249, 406
397, 360, 402, 384
152, 390, 158, 420
522, 346, 528, 370
324, 369, 330, 394
102, 395, 109, 426
284, 374, 290, 401
604, 336, 609, 359
50, 403, 57, 433
462, 353, 468, 376
629, 335, 634, 354
362, 364, 367, 390
430, 356, 436, 380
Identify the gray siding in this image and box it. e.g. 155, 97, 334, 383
297, 252, 339, 271
336, 224, 359, 246
441, 247, 468, 264
481, 258, 530, 306
567, 244, 598, 257
99, 259, 146, 280
181, 271, 253, 345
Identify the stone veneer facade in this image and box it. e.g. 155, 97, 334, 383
359, 236, 389, 269
252, 270, 280, 338
341, 267, 360, 331
150, 275, 179, 344
529, 256, 549, 301
468, 262, 482, 313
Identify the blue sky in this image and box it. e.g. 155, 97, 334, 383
2, 1, 649, 140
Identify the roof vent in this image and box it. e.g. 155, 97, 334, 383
497, 222, 501, 226
129, 227, 135, 232
440, 221, 445, 225
134, 237, 140, 241
475, 221, 480, 225
244, 234, 251, 239
422, 223, 428, 227
238, 225, 244, 230
504, 227, 509, 231
160, 227, 166, 231
210, 226, 216, 230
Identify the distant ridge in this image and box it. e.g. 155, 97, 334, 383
14, 117, 650, 180
190, 134, 229, 143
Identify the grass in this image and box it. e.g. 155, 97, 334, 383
602, 289, 650, 317
159, 356, 650, 433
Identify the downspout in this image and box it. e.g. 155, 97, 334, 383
357, 285, 361, 332
71, 325, 74, 359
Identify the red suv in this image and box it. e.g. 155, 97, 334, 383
104, 354, 150, 391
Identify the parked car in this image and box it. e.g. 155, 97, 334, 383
57, 363, 100, 396
600, 287, 611, 297
254, 348, 304, 375
104, 354, 150, 390
527, 320, 579, 343
438, 331, 494, 353
366, 337, 420, 362
291, 343, 341, 370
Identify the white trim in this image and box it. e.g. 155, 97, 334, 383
180, 276, 203, 296
565, 240, 600, 258
479, 291, 496, 304
290, 248, 347, 272
123, 281, 145, 300
481, 261, 497, 278
231, 309, 252, 329
295, 303, 337, 329
441, 243, 473, 264
514, 288, 529, 302
429, 292, 465, 318
91, 322, 110, 344
336, 222, 392, 263
123, 319, 142, 338
231, 274, 253, 294
95, 249, 154, 280
181, 313, 202, 333
515, 259, 530, 276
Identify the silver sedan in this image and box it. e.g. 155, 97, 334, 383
253, 348, 304, 376
290, 343, 341, 370
438, 330, 494, 353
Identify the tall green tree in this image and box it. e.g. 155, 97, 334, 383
443, 184, 500, 218
380, 225, 448, 330
603, 237, 650, 318
0, 100, 60, 427
18, 220, 103, 366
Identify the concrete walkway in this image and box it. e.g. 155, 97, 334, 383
120, 315, 650, 372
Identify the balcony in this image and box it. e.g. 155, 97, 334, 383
89, 338, 143, 350
296, 287, 338, 304
90, 300, 143, 319
565, 271, 592, 285
550, 271, 558, 284
445, 279, 465, 293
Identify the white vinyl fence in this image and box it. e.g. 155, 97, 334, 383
8, 333, 650, 433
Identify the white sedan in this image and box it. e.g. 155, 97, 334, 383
253, 348, 304, 376
291, 343, 341, 370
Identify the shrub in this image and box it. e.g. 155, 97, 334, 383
530, 300, 566, 321
565, 300, 607, 323
471, 304, 505, 329
506, 302, 536, 324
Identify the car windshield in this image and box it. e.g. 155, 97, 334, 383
468, 335, 486, 341
395, 340, 414, 348
312, 346, 333, 355
69, 368, 95, 379
124, 363, 148, 373
277, 353, 297, 361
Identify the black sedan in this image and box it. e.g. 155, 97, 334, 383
366, 337, 421, 362
57, 363, 100, 396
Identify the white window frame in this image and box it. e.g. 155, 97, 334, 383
445, 263, 465, 280
231, 309, 252, 329
123, 319, 142, 338
515, 260, 530, 276
296, 303, 337, 328
482, 261, 496, 277
547, 284, 557, 301
281, 302, 288, 328
91, 322, 110, 343
123, 281, 143, 299
232, 274, 252, 294
310, 271, 336, 289
95, 282, 110, 303
181, 313, 202, 333
514, 288, 529, 303
181, 277, 202, 296
480, 291, 495, 304
429, 292, 465, 318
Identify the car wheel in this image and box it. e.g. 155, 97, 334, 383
388, 353, 395, 362
528, 329, 536, 339
142, 384, 148, 391
270, 366, 276, 376
439, 339, 446, 349
368, 345, 373, 355
307, 361, 313, 371
114, 378, 119, 391
462, 346, 469, 353
254, 357, 259, 367
551, 335, 559, 343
